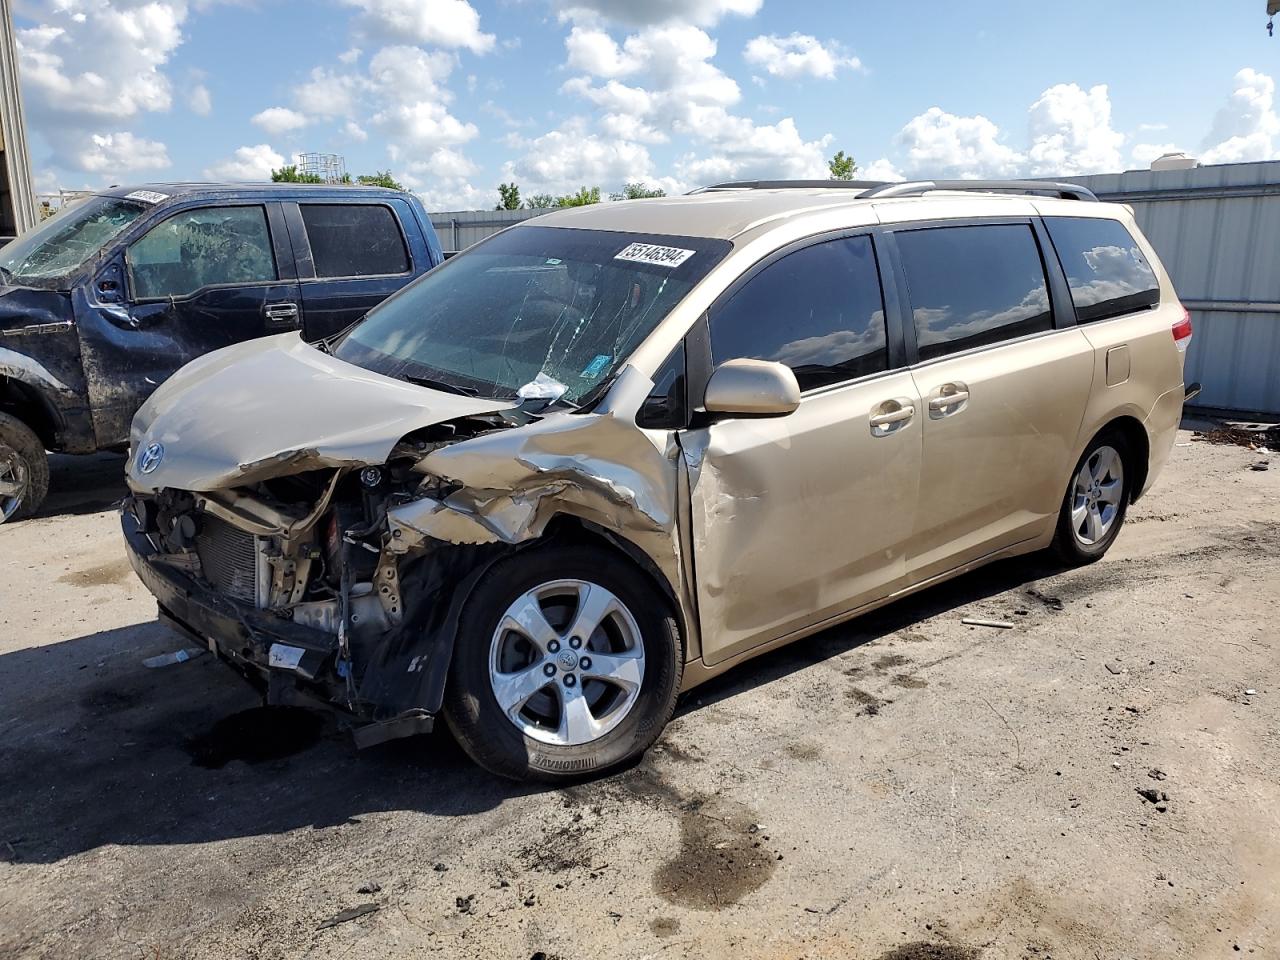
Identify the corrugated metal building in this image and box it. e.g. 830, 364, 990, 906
434, 161, 1280, 416
1063, 161, 1280, 416
0, 0, 36, 242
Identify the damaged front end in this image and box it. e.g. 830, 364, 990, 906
121, 335, 690, 748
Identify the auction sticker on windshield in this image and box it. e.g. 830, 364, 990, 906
614, 242, 695, 268
124, 190, 169, 204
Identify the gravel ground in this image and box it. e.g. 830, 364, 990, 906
0, 431, 1277, 960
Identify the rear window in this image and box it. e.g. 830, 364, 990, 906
897, 224, 1053, 362
1044, 216, 1160, 323
301, 204, 410, 278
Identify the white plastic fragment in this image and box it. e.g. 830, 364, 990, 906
142, 647, 206, 668
516, 372, 568, 402
961, 617, 1015, 629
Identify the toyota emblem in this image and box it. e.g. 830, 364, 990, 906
137, 441, 165, 475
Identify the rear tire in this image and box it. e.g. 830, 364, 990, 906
443, 544, 682, 782
0, 413, 50, 523
1050, 429, 1133, 566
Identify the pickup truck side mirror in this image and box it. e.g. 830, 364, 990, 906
703, 358, 801, 419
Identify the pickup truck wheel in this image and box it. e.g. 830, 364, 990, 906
443, 545, 682, 782
0, 413, 49, 523
1050, 429, 1132, 566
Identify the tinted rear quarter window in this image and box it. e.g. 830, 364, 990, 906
710, 235, 888, 391
897, 223, 1052, 362
301, 203, 410, 278
1044, 216, 1160, 323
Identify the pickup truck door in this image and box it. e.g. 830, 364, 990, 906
284, 198, 426, 342
74, 201, 300, 448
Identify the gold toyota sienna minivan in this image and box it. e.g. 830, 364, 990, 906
121, 180, 1197, 780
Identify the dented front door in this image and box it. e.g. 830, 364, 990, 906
685, 374, 922, 666
75, 202, 300, 448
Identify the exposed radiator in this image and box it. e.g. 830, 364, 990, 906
194, 514, 259, 604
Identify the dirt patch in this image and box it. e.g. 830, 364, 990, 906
1193, 427, 1278, 449
184, 706, 324, 769
517, 819, 596, 874
785, 741, 823, 761
57, 558, 133, 588
78, 678, 147, 715
653, 797, 775, 911
847, 687, 889, 716
873, 653, 911, 670
649, 917, 680, 937
892, 674, 929, 690
874, 943, 978, 960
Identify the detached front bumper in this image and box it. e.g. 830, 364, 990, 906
121, 502, 341, 697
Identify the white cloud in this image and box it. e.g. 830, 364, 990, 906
251, 106, 309, 135
203, 144, 285, 181
293, 66, 363, 119
340, 0, 494, 53
895, 107, 1025, 179
1201, 68, 1280, 164
1026, 83, 1123, 176
342, 120, 369, 142
187, 83, 212, 116
76, 132, 170, 173
551, 0, 762, 28
338, 47, 362, 64
501, 120, 661, 194
16, 1, 187, 121
861, 157, 905, 182
742, 34, 862, 81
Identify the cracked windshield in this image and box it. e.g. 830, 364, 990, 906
333, 225, 730, 404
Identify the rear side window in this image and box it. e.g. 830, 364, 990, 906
129, 205, 276, 299
301, 204, 410, 278
1044, 216, 1160, 323
710, 235, 888, 391
897, 224, 1052, 362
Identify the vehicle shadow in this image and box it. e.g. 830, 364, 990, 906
32, 452, 128, 519
0, 554, 1063, 865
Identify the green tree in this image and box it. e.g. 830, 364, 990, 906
827, 150, 858, 181
271, 165, 323, 184
356, 170, 405, 190
557, 186, 601, 207
525, 193, 557, 209
495, 182, 522, 210
610, 181, 666, 200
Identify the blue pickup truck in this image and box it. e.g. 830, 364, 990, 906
0, 182, 445, 520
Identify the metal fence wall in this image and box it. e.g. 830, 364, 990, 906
429, 208, 550, 254
1062, 161, 1280, 416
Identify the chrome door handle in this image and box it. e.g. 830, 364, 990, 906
870, 398, 916, 436
264, 302, 300, 329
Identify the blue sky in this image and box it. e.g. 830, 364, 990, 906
11, 0, 1280, 209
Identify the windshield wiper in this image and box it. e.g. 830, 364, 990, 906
0, 266, 12, 285
403, 373, 479, 397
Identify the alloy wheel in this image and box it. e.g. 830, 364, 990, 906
1070, 444, 1124, 546
488, 579, 645, 746
0, 444, 29, 523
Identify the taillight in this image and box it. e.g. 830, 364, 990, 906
1172, 307, 1193, 352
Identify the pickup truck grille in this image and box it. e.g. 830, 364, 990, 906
194, 515, 259, 605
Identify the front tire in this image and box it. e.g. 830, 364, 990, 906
443, 544, 682, 781
0, 413, 50, 523
1050, 429, 1133, 565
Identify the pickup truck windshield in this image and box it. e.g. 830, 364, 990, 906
333, 225, 731, 404
0, 196, 146, 287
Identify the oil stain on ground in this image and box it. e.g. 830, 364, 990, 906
184, 706, 324, 769
875, 943, 978, 960
58, 558, 133, 588
652, 793, 776, 911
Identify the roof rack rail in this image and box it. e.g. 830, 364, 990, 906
858, 179, 1099, 202
689, 179, 890, 193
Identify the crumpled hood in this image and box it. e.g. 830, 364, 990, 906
128, 332, 514, 492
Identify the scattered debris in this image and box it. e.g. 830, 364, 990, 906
1245, 689, 1257, 696
433, 862, 449, 872
1026, 588, 1065, 611
356, 881, 381, 894
317, 903, 379, 930
1105, 663, 1125, 676
1149, 768, 1168, 781
1251, 461, 1270, 472
142, 647, 206, 668
961, 618, 1014, 629
1136, 787, 1170, 805
456, 894, 475, 914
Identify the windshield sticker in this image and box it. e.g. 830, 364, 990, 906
545, 258, 563, 265
124, 190, 169, 204
614, 242, 695, 269
580, 354, 611, 379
